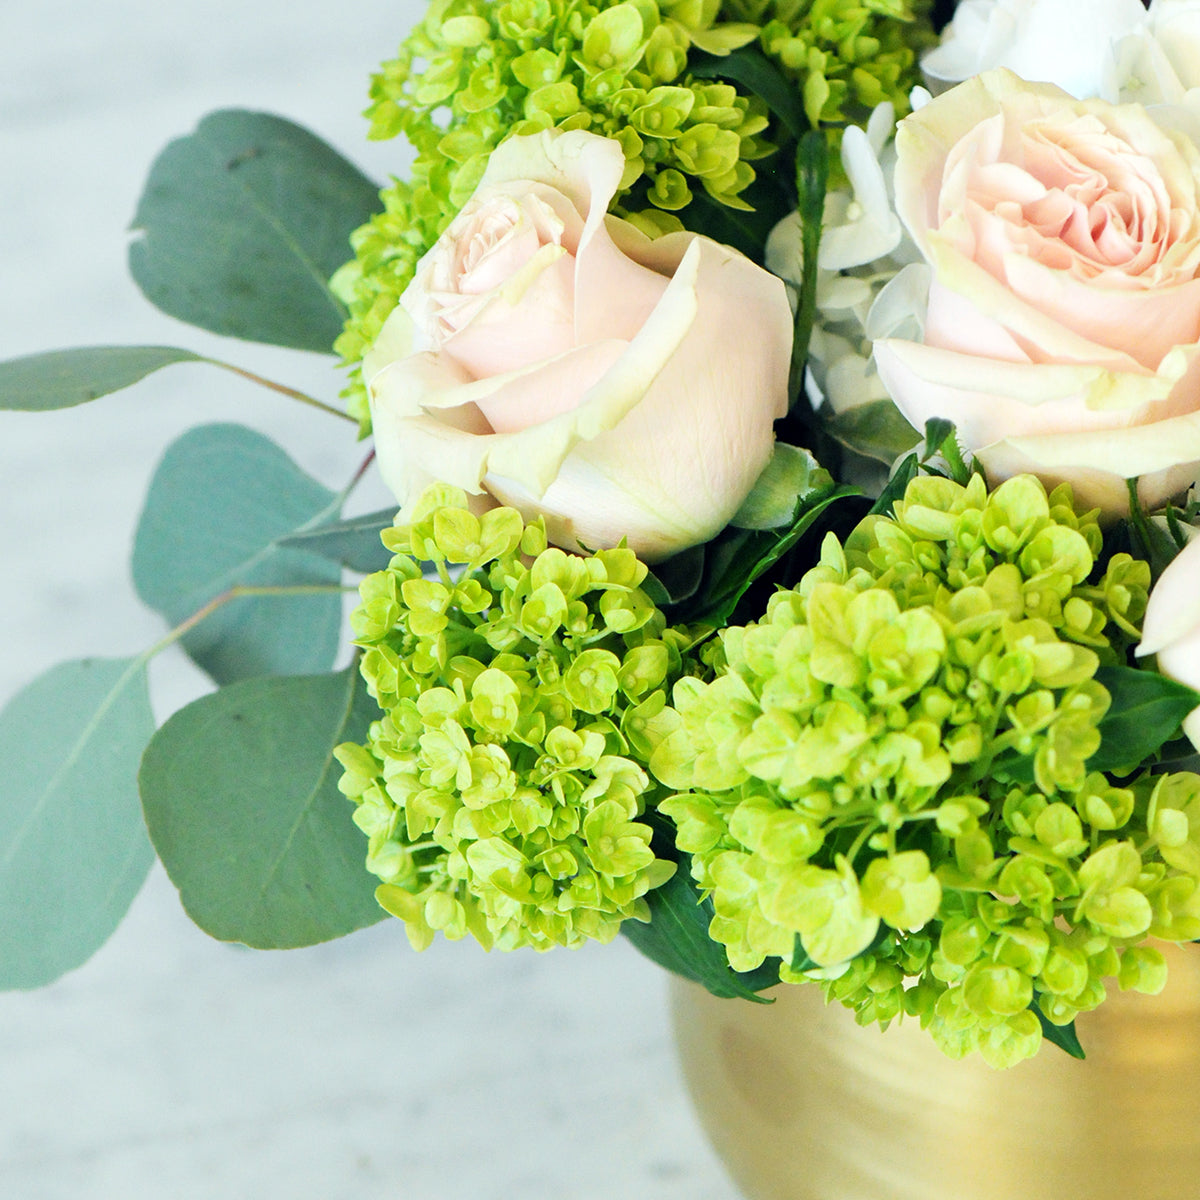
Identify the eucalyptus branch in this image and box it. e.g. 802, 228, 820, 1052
140, 581, 358, 665
337, 448, 377, 505
206, 359, 356, 423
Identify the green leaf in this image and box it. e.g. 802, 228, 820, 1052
622, 858, 779, 1000
139, 665, 386, 948
790, 934, 818, 974
129, 109, 381, 353
1124, 478, 1184, 582
1089, 665, 1200, 772
922, 417, 974, 485
132, 423, 343, 685
643, 543, 706, 608
275, 507, 398, 574
869, 449, 920, 517
690, 47, 807, 140
730, 443, 833, 530
1031, 998, 1086, 1059
0, 345, 203, 411
823, 399, 922, 464
687, 484, 863, 626
675, 167, 794, 264
0, 658, 155, 989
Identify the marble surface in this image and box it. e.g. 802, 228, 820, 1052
0, 4, 742, 1196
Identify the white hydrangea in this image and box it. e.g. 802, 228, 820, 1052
922, 0, 1200, 109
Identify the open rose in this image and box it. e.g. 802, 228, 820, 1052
363, 130, 791, 561
873, 69, 1200, 512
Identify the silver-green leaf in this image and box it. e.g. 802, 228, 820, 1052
128, 109, 381, 352
275, 507, 398, 574
0, 345, 202, 411
139, 666, 386, 948
0, 658, 155, 989
132, 423, 343, 685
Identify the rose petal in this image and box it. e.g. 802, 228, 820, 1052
999, 252, 1200, 366
486, 238, 791, 558
441, 243, 578, 379
476, 129, 626, 225
873, 334, 1182, 450
470, 338, 627, 433
573, 220, 673, 345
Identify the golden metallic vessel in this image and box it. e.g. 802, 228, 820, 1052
671, 944, 1200, 1200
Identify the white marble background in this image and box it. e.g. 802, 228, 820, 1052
0, 4, 742, 1196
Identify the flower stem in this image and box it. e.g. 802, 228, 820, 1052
205, 359, 355, 423
140, 582, 357, 664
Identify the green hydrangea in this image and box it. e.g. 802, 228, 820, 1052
335, 485, 691, 952
724, 0, 934, 130
332, 0, 933, 427
653, 473, 1198, 1068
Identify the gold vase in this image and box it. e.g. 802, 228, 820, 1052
670, 944, 1200, 1200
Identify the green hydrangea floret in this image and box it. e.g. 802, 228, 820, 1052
653, 472, 1196, 1068
335, 484, 693, 953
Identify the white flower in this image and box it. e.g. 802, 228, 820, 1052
1137, 535, 1200, 750
1150, 0, 1200, 89
923, 0, 1149, 101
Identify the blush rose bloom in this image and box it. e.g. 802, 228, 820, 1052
873, 69, 1200, 512
1137, 536, 1200, 748
363, 129, 792, 562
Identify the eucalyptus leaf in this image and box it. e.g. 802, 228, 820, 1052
139, 665, 386, 948
622, 859, 779, 1000
690, 47, 807, 139
1089, 665, 1200, 772
276, 507, 398, 574
0, 345, 202, 411
129, 109, 381, 352
1031, 998, 1086, 1059
0, 658, 155, 989
823, 399, 921, 465
132, 423, 343, 685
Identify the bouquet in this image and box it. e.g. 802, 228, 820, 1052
8, 0, 1200, 1075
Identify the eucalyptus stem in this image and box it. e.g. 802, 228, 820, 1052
140, 581, 358, 665
341, 448, 377, 500
207, 359, 356, 423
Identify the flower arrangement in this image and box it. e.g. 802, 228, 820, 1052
8, 0, 1200, 1076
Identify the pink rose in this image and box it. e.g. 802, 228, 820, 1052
364, 129, 792, 561
873, 69, 1200, 512
1138, 536, 1200, 749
